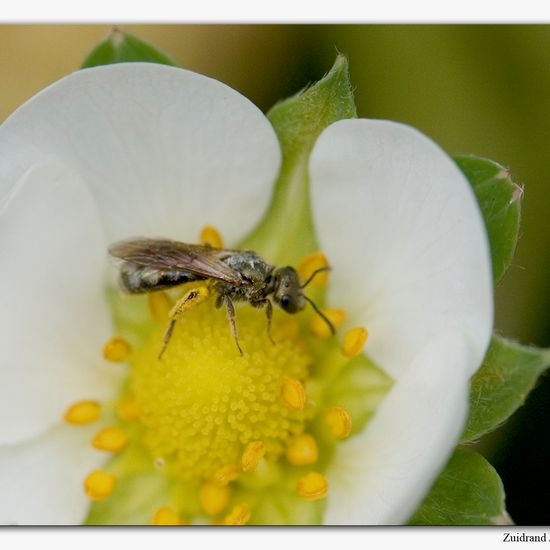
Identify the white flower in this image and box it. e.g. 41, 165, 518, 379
0, 63, 493, 525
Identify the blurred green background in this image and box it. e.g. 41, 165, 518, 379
1, 24, 549, 524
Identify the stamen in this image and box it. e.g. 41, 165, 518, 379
152, 506, 183, 525
92, 426, 129, 452
285, 433, 318, 465
342, 327, 368, 357
64, 400, 100, 425
199, 225, 224, 248
212, 464, 240, 486
310, 308, 346, 339
296, 472, 328, 501
298, 251, 330, 288
148, 292, 172, 323
199, 482, 230, 516
84, 470, 116, 500
241, 441, 266, 472
325, 405, 352, 439
281, 377, 306, 411
103, 336, 132, 362
223, 503, 251, 526
116, 396, 140, 421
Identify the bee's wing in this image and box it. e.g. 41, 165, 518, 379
108, 238, 247, 287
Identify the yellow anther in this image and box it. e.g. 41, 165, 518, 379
169, 286, 210, 319
223, 503, 251, 526
116, 396, 140, 421
199, 482, 230, 516
103, 336, 132, 362
325, 405, 352, 439
342, 327, 369, 357
310, 308, 346, 339
285, 433, 319, 466
84, 470, 116, 500
148, 291, 172, 323
152, 506, 182, 525
64, 400, 101, 425
296, 472, 329, 501
212, 464, 240, 486
241, 441, 266, 472
298, 251, 330, 288
92, 426, 129, 452
199, 224, 224, 248
281, 377, 306, 411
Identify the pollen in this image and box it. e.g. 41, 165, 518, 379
325, 405, 352, 439
298, 251, 330, 288
285, 433, 318, 465
310, 308, 346, 339
281, 377, 307, 411
212, 464, 240, 486
223, 503, 251, 525
296, 472, 328, 501
241, 441, 266, 472
64, 400, 100, 425
199, 224, 224, 248
103, 336, 132, 362
148, 292, 172, 323
130, 298, 311, 483
342, 327, 369, 358
92, 426, 129, 452
84, 470, 116, 500
152, 506, 183, 525
199, 481, 230, 516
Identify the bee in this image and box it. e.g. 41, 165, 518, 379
109, 238, 334, 358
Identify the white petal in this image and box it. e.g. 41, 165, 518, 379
324, 331, 470, 524
0, 164, 119, 445
310, 120, 493, 524
0, 63, 281, 244
310, 119, 493, 379
0, 423, 104, 525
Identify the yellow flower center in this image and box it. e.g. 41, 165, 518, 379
130, 295, 312, 482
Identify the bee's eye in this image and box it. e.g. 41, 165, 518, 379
280, 294, 296, 312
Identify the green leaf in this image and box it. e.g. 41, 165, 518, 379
454, 154, 522, 283
462, 336, 550, 443
409, 448, 510, 525
241, 55, 356, 265
81, 28, 178, 69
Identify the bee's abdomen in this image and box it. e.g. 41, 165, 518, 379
119, 266, 205, 294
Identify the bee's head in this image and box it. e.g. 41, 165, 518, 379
272, 264, 335, 336
272, 267, 305, 313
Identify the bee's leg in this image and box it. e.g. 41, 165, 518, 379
223, 295, 243, 356
158, 286, 210, 360
252, 299, 274, 344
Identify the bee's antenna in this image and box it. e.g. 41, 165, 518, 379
303, 295, 336, 335
300, 267, 331, 289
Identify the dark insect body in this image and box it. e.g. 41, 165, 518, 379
109, 238, 334, 358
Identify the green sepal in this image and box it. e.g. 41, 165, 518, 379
409, 448, 510, 525
81, 28, 178, 69
454, 154, 522, 283
462, 336, 550, 443
241, 55, 356, 265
